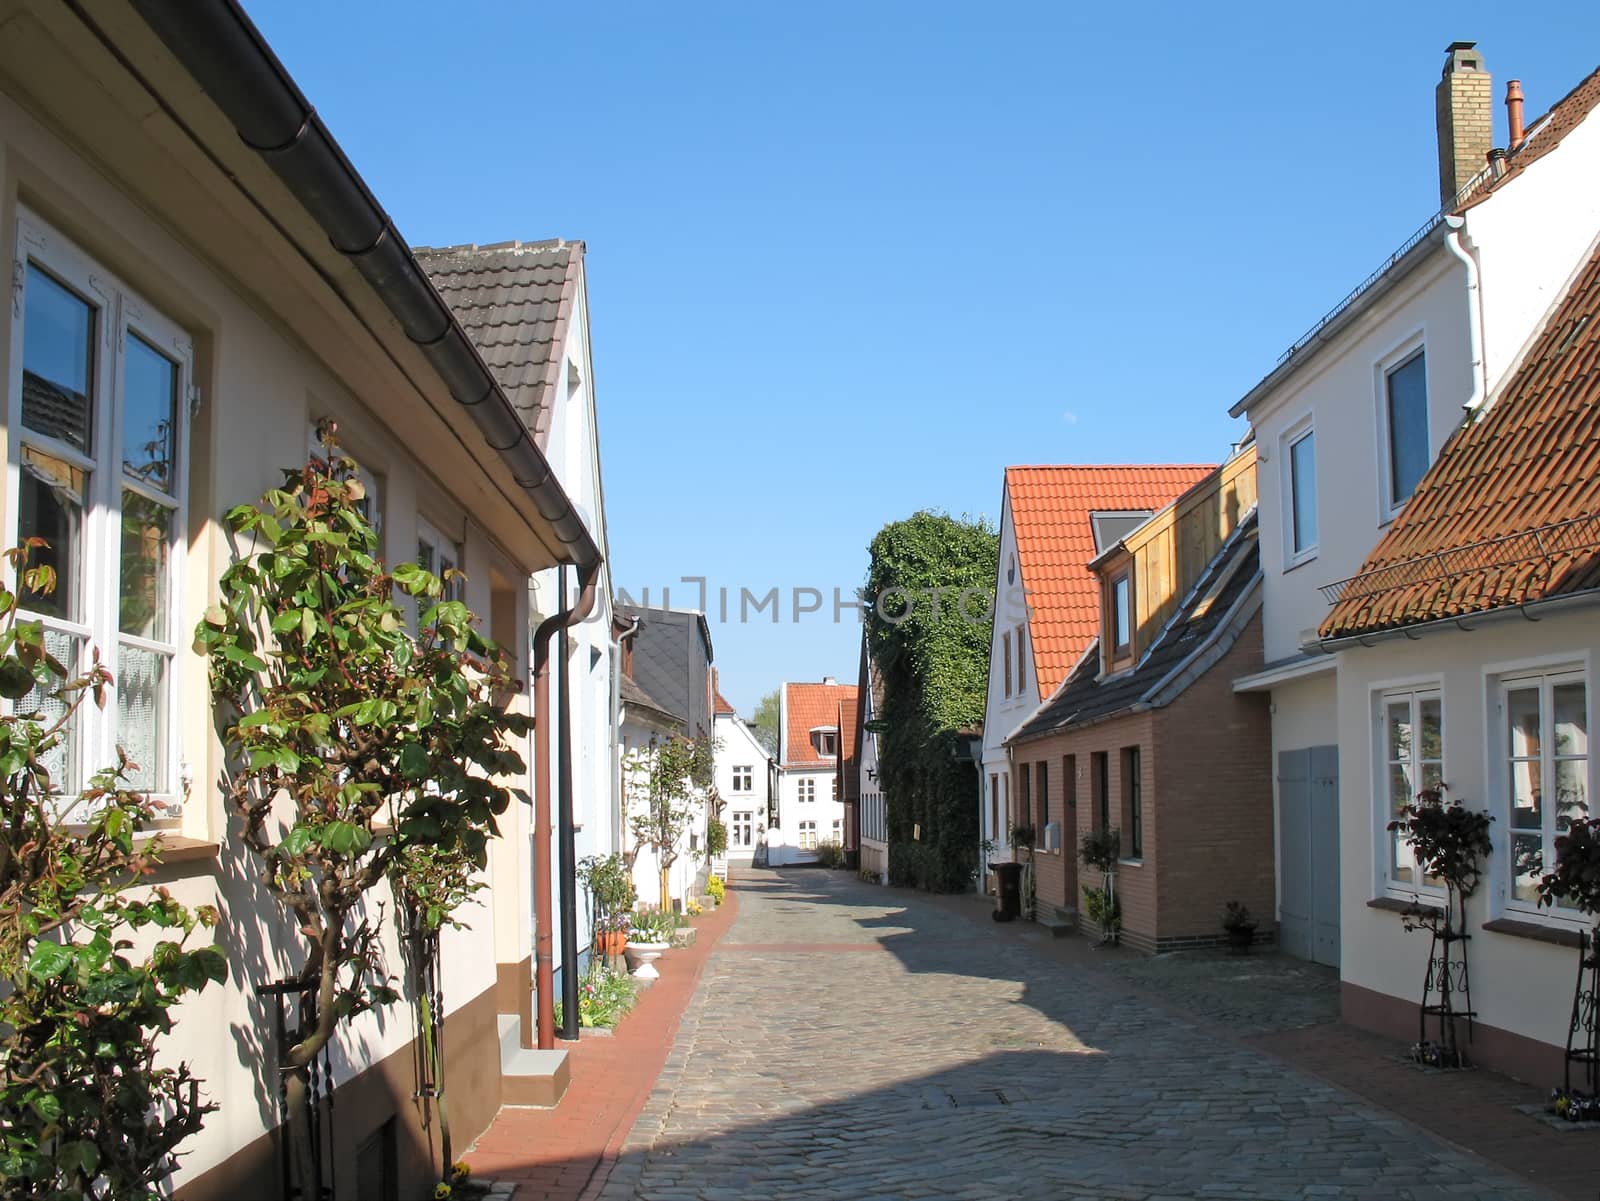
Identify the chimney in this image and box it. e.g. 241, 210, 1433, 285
1506, 79, 1525, 150
822, 675, 837, 686
1436, 41, 1493, 207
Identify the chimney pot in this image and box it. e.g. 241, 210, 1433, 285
1487, 147, 1508, 179
1436, 42, 1493, 208
1506, 79, 1526, 151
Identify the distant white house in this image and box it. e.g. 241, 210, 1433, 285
772, 677, 857, 864
714, 690, 774, 867
855, 639, 888, 883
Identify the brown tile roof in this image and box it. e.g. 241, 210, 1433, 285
1458, 65, 1600, 212
783, 681, 859, 769
1007, 465, 1215, 694
713, 690, 737, 717
1321, 240, 1600, 639
414, 240, 584, 450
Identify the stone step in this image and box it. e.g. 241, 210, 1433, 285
1035, 910, 1078, 939
497, 1013, 569, 1107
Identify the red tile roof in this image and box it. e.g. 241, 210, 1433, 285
1322, 241, 1600, 638
1007, 465, 1215, 694
1459, 65, 1600, 212
783, 681, 859, 769
713, 690, 737, 717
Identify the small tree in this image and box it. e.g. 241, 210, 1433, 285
197, 433, 529, 1194
1, 543, 224, 1199
625, 735, 713, 911
750, 689, 780, 755
1080, 827, 1121, 943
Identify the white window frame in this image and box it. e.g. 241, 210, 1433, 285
1375, 339, 1428, 521
797, 777, 816, 804
798, 819, 817, 850
829, 818, 842, 846
1372, 681, 1446, 898
731, 764, 752, 793
1282, 416, 1318, 566
1490, 661, 1591, 927
6, 211, 191, 809
731, 810, 753, 848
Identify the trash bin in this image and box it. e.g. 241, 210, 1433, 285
991, 861, 1022, 922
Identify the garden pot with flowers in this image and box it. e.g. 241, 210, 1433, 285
624, 909, 675, 980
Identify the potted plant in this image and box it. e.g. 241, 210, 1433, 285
579, 853, 636, 960
1080, 827, 1121, 945
1222, 901, 1258, 953
1537, 815, 1600, 1115
624, 909, 675, 980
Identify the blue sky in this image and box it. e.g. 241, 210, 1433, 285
249, 2, 1600, 714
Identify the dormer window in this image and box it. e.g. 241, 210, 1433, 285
1111, 572, 1132, 657
811, 727, 839, 757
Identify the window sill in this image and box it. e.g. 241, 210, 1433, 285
1482, 917, 1585, 949
1283, 552, 1319, 575
136, 835, 220, 866
1367, 895, 1443, 918
1118, 857, 1144, 868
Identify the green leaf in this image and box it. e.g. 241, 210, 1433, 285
279, 825, 315, 858
26, 940, 75, 981
30, 1092, 62, 1123
321, 821, 372, 856
399, 743, 429, 779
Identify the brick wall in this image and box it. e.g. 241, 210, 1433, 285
1150, 610, 1274, 944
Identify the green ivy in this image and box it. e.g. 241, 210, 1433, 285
864, 511, 997, 892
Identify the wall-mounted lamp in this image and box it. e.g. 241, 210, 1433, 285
865, 767, 877, 782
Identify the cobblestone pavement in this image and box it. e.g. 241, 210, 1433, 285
597, 868, 1554, 1201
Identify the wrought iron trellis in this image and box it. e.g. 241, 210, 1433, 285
256, 978, 337, 1201
405, 922, 448, 1167
1408, 886, 1475, 1069
1566, 926, 1600, 1098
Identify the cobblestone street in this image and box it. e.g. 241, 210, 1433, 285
596, 868, 1558, 1201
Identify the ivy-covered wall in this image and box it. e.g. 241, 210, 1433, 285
864, 511, 997, 892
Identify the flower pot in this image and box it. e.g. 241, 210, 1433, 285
596, 930, 626, 957
623, 940, 670, 979
1226, 926, 1256, 954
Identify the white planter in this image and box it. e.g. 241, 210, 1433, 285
624, 940, 670, 980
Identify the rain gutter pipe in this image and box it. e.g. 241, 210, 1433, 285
1443, 215, 1488, 414
557, 567, 580, 1041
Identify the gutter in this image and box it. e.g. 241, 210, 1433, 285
1317, 586, 1600, 652
128, 0, 601, 572
532, 567, 599, 1050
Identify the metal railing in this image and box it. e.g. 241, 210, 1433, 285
1320, 512, 1600, 605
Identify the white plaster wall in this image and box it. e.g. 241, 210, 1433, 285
1247, 251, 1473, 666
771, 767, 846, 863
1336, 609, 1597, 1051
715, 712, 772, 861
980, 487, 1039, 863
1466, 110, 1600, 393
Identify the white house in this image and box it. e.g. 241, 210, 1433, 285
0, 2, 605, 1192
420, 240, 622, 1022
773, 677, 856, 864
1230, 45, 1600, 970
856, 638, 888, 883
1314, 63, 1600, 1086
714, 690, 774, 867
976, 464, 1212, 902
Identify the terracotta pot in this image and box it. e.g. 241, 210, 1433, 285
596, 930, 626, 957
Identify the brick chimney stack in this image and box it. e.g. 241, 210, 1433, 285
1436, 41, 1493, 208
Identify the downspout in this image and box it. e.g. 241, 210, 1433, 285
613, 617, 641, 853
557, 566, 580, 1041
533, 566, 599, 1050
1443, 215, 1488, 414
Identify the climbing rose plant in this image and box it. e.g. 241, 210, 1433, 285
0, 542, 224, 1200
196, 432, 530, 1190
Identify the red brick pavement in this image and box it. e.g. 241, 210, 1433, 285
461, 888, 738, 1201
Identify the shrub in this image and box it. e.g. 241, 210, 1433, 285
1538, 816, 1600, 918
813, 842, 847, 869
706, 874, 725, 904
1084, 885, 1121, 928
706, 817, 728, 859
553, 963, 638, 1030
1388, 787, 1493, 897
1080, 828, 1121, 872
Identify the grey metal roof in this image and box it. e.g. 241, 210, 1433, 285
616, 605, 715, 739
1008, 514, 1262, 745
621, 673, 684, 728
415, 240, 583, 450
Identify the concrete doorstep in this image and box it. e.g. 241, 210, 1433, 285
497, 1014, 570, 1108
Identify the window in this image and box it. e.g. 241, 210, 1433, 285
1111, 574, 1132, 655
829, 818, 842, 846
8, 214, 190, 801
1385, 351, 1428, 510
1064, 754, 1077, 811
811, 728, 838, 757
1015, 625, 1028, 692
798, 778, 816, 803
416, 516, 463, 604
732, 811, 754, 848
1123, 746, 1142, 858
1502, 671, 1588, 913
799, 820, 817, 850
1001, 772, 1010, 838
1002, 628, 1012, 697
732, 765, 753, 792
989, 772, 999, 839
307, 423, 381, 530
1092, 752, 1110, 832
1379, 687, 1443, 889
831, 776, 838, 803
1036, 760, 1049, 834
1288, 427, 1318, 558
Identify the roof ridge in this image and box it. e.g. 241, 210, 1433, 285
1005, 462, 1216, 472
414, 238, 582, 257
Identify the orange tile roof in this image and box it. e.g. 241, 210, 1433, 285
1007, 465, 1215, 693
713, 690, 737, 717
1459, 65, 1600, 212
783, 681, 859, 769
1322, 241, 1600, 638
